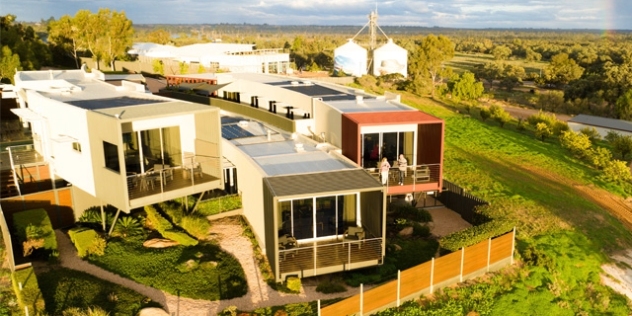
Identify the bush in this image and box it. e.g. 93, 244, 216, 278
440, 221, 514, 252
68, 227, 106, 258
535, 123, 552, 141
144, 205, 198, 246
588, 147, 613, 169
316, 279, 347, 294
527, 110, 557, 127
479, 107, 491, 121
112, 216, 144, 238
412, 223, 431, 238
286, 276, 302, 293
601, 160, 632, 184
559, 130, 592, 158
579, 127, 601, 141
551, 120, 569, 136
180, 216, 211, 240
13, 209, 57, 258
78, 206, 116, 232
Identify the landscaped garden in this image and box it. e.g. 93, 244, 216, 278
75, 202, 248, 301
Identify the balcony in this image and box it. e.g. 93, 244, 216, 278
366, 163, 441, 194
279, 237, 383, 280
126, 155, 220, 204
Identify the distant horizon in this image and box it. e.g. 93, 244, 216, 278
4, 0, 631, 31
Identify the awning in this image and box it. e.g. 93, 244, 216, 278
10, 108, 43, 122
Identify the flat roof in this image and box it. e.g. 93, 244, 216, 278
222, 115, 360, 177
344, 111, 444, 125
328, 98, 412, 113
265, 169, 382, 197
569, 114, 632, 133
94, 101, 215, 120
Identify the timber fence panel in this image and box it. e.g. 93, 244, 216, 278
432, 251, 461, 284
400, 261, 432, 298
490, 233, 514, 264
363, 280, 398, 313
320, 294, 360, 316
462, 240, 490, 276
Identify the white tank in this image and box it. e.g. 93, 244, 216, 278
372, 38, 407, 77
334, 39, 367, 77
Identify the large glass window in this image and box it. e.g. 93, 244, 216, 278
122, 126, 182, 173
103, 141, 120, 173
362, 131, 415, 168
278, 193, 359, 241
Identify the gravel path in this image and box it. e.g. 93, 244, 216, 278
54, 217, 366, 315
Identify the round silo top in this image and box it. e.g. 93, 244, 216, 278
334, 39, 367, 54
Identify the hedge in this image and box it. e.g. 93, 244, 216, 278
11, 267, 45, 315
440, 220, 514, 252
68, 227, 106, 257
144, 205, 198, 246
13, 208, 57, 255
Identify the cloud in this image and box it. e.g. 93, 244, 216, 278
2, 0, 630, 29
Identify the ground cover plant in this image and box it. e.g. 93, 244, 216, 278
11, 266, 45, 316
38, 267, 159, 316
12, 209, 57, 259
87, 234, 247, 300
375, 92, 632, 314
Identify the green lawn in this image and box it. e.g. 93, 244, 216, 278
38, 267, 159, 316
87, 235, 247, 300
446, 52, 548, 76
373, 94, 632, 315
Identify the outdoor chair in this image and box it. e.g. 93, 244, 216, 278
278, 234, 298, 260
154, 164, 173, 182
415, 165, 430, 182
343, 226, 366, 249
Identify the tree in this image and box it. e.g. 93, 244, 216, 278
489, 105, 512, 127
543, 53, 584, 87
601, 160, 632, 184
1, 14, 51, 71
48, 15, 81, 68
409, 34, 455, 97
559, 130, 592, 158
479, 107, 491, 121
148, 29, 171, 45
474, 62, 504, 90
589, 147, 612, 170
537, 90, 565, 113
0, 45, 21, 84
449, 71, 484, 101
535, 123, 552, 141
492, 45, 512, 60
615, 89, 632, 120
610, 134, 632, 160
99, 10, 134, 70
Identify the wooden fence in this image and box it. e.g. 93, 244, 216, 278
320, 229, 515, 316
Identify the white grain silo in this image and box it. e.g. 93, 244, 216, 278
373, 38, 407, 77
334, 39, 367, 77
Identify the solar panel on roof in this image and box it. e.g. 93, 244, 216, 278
221, 124, 254, 140
67, 96, 167, 110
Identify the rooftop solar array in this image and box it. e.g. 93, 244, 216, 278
67, 96, 168, 110
222, 124, 255, 140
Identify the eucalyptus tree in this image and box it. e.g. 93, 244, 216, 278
409, 34, 455, 97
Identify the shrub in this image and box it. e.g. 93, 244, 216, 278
13, 209, 57, 257
162, 230, 198, 246
144, 205, 198, 246
479, 107, 491, 121
286, 277, 302, 293
579, 127, 601, 141
559, 130, 592, 158
78, 206, 117, 232
68, 227, 106, 258
180, 216, 211, 240
600, 160, 632, 184
440, 221, 514, 252
588, 147, 613, 170
527, 110, 557, 127
412, 223, 431, 238
112, 216, 144, 238
316, 279, 347, 294
535, 123, 552, 141
551, 120, 569, 136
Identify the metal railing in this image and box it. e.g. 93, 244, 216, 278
279, 237, 383, 276
366, 163, 441, 187
126, 155, 221, 200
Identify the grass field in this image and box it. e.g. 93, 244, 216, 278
446, 52, 548, 76
375, 93, 632, 315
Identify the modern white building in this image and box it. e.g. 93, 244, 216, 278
10, 67, 224, 223
568, 114, 632, 138
129, 42, 290, 74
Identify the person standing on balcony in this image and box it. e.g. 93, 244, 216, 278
398, 154, 407, 185
380, 157, 391, 185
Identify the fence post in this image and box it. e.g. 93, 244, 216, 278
25, 306, 29, 316
360, 283, 364, 315
397, 270, 401, 307
460, 247, 464, 282
487, 238, 492, 272
430, 257, 435, 294
511, 227, 516, 265
318, 299, 321, 316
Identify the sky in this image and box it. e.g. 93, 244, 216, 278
3, 0, 631, 30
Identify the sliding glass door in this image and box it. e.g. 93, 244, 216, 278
278, 193, 359, 242
122, 126, 182, 174
361, 131, 415, 168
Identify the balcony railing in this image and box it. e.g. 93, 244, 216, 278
126, 155, 220, 200
366, 163, 441, 188
279, 237, 383, 277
